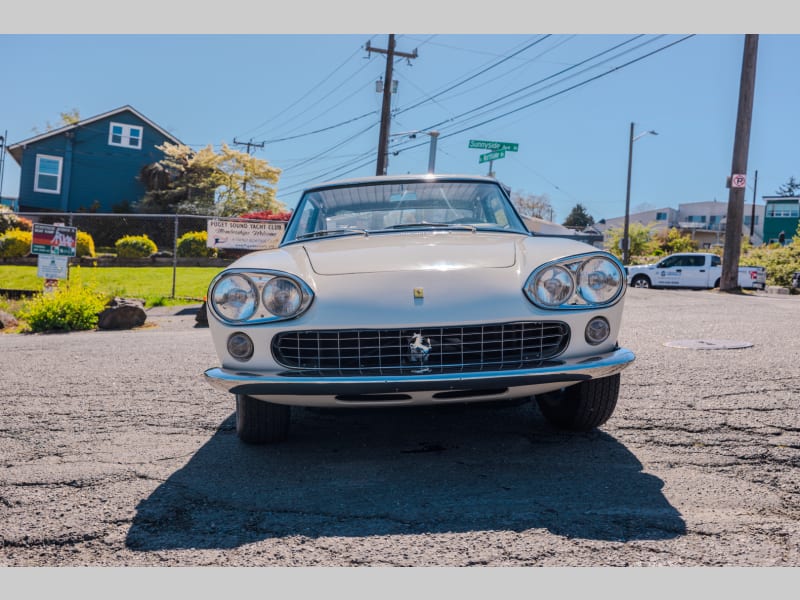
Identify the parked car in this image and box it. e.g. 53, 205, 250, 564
203, 174, 635, 444
626, 252, 766, 290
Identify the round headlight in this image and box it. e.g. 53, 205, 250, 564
262, 277, 303, 317
578, 257, 623, 304
211, 274, 257, 321
531, 265, 574, 307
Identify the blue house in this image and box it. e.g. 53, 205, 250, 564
6, 105, 182, 213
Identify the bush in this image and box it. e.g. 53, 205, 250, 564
0, 228, 33, 258
743, 242, 800, 288
0, 206, 33, 235
115, 234, 157, 258
76, 230, 96, 258
176, 230, 216, 258
19, 270, 109, 332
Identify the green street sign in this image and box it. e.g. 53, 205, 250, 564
469, 139, 518, 152
479, 150, 505, 163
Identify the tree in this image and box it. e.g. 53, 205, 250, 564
562, 203, 594, 228
652, 227, 698, 254
32, 108, 80, 133
776, 176, 800, 197
603, 222, 658, 260
137, 142, 285, 216
511, 190, 554, 220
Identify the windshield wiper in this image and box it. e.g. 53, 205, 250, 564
384, 222, 476, 232
296, 228, 369, 240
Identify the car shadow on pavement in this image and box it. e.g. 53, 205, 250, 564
126, 401, 685, 551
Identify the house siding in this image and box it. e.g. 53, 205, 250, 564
763, 197, 799, 244
16, 109, 176, 213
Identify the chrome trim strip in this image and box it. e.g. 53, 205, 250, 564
204, 347, 635, 397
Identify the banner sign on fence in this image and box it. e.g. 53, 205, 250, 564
207, 219, 286, 250
31, 223, 78, 256
37, 254, 70, 280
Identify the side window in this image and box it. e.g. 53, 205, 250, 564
658, 256, 678, 268
711, 255, 721, 267
688, 256, 705, 267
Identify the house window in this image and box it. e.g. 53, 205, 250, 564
108, 122, 143, 149
767, 204, 798, 217
655, 212, 667, 220
744, 215, 759, 226
687, 215, 707, 223
34, 154, 63, 194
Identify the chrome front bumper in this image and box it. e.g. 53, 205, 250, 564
203, 347, 635, 405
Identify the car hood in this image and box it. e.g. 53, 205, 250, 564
301, 231, 519, 275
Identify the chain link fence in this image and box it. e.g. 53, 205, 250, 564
12, 212, 274, 298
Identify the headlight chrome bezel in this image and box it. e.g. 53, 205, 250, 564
209, 268, 314, 324
524, 252, 626, 310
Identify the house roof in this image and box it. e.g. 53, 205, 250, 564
5, 105, 183, 165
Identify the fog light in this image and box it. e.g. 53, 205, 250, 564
227, 332, 254, 361
585, 317, 610, 345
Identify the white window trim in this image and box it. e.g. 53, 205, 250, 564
108, 122, 143, 149
33, 154, 63, 195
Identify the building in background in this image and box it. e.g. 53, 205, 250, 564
595, 201, 765, 249
5, 105, 182, 213
762, 196, 799, 245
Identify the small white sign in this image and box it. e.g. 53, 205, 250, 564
37, 254, 69, 280
731, 173, 747, 188
207, 219, 286, 250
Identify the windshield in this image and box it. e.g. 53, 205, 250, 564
283, 179, 528, 243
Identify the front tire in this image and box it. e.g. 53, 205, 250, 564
236, 394, 290, 444
631, 275, 651, 288
536, 374, 620, 431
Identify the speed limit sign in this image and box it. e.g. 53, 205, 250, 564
731, 173, 747, 188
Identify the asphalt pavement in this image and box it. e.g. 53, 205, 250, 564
0, 288, 798, 567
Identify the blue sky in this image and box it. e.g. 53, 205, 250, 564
2, 4, 798, 222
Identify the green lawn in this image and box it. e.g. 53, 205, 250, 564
0, 265, 224, 306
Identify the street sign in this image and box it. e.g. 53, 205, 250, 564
31, 223, 78, 256
730, 173, 747, 188
469, 139, 519, 152
479, 150, 506, 164
37, 254, 69, 280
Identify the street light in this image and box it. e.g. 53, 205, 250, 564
622, 122, 658, 264
390, 130, 440, 173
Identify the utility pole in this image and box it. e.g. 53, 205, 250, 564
233, 137, 265, 194
721, 34, 758, 292
366, 35, 418, 176
0, 130, 7, 202
750, 169, 758, 239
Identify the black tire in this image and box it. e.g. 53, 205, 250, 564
536, 374, 620, 431
631, 275, 651, 288
235, 394, 290, 444
713, 278, 721, 288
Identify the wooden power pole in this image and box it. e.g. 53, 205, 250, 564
721, 34, 759, 291
366, 35, 417, 175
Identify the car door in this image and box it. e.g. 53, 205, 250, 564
652, 255, 684, 286
679, 255, 710, 288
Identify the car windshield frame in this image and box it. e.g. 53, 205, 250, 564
282, 177, 529, 245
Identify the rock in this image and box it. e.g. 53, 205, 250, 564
0, 309, 18, 330
97, 297, 147, 330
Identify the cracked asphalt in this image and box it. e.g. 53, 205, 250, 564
1, 289, 798, 566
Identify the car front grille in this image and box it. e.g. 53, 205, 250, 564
271, 321, 570, 376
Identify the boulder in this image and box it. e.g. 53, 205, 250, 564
97, 297, 147, 330
0, 309, 18, 330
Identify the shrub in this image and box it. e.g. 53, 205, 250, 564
76, 230, 96, 258
0, 206, 33, 235
115, 234, 157, 258
19, 270, 109, 332
176, 230, 216, 258
0, 228, 33, 258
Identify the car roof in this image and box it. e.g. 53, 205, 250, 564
302, 173, 504, 194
